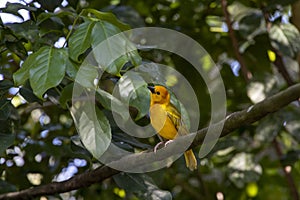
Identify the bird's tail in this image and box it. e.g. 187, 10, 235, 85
184, 149, 197, 171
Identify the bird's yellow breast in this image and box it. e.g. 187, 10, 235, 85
149, 104, 178, 140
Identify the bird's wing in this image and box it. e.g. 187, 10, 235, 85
166, 104, 189, 136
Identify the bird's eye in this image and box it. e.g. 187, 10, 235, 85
156, 91, 160, 95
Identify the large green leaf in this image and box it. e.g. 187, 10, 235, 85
26, 46, 67, 99
68, 21, 96, 62
91, 21, 127, 76
71, 101, 111, 160
113, 173, 172, 200
91, 21, 141, 76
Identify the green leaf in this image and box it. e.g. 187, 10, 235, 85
66, 58, 79, 79
118, 72, 149, 120
59, 83, 74, 109
74, 62, 98, 89
6, 20, 39, 42
70, 135, 92, 158
0, 100, 13, 120
0, 80, 14, 95
27, 46, 67, 99
37, 11, 75, 25
81, 8, 131, 31
6, 40, 27, 59
68, 21, 96, 62
91, 21, 141, 76
269, 24, 300, 57
0, 133, 15, 154
13, 53, 36, 85
71, 102, 111, 160
96, 88, 129, 121
19, 85, 42, 104
114, 173, 172, 200
91, 21, 125, 76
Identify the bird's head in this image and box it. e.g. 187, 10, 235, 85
147, 85, 170, 105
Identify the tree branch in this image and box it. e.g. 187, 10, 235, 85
1, 83, 300, 200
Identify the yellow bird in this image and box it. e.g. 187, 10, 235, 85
148, 85, 197, 171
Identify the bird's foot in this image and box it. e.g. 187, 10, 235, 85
164, 140, 174, 147
154, 141, 165, 153
154, 140, 174, 153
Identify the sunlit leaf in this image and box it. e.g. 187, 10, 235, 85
228, 153, 262, 188
269, 23, 300, 57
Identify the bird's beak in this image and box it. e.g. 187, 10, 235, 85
147, 86, 155, 93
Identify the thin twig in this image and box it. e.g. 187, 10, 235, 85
221, 0, 252, 81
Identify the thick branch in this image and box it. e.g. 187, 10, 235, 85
1, 83, 300, 200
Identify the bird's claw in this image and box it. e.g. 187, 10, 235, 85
164, 140, 174, 147
154, 141, 165, 153
154, 140, 174, 153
